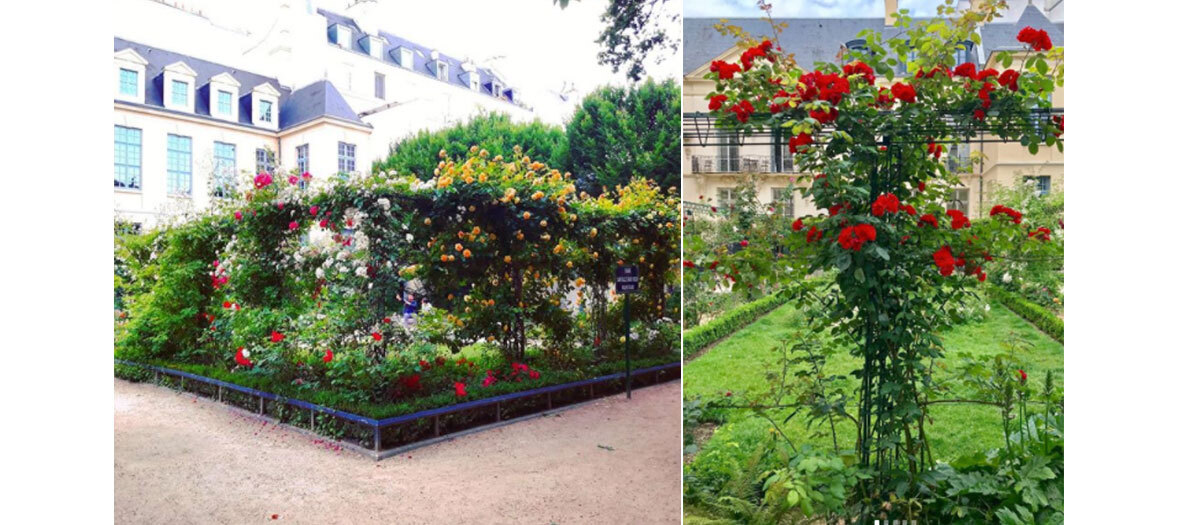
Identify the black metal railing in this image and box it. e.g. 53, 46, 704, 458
690, 155, 795, 174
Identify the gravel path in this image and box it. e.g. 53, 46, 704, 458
114, 378, 681, 524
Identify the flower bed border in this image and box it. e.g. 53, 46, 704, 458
115, 358, 680, 459
987, 286, 1064, 342
684, 291, 788, 360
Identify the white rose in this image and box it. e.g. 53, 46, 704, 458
1002, 273, 1012, 283
406, 233, 414, 242
315, 268, 325, 279
378, 198, 391, 210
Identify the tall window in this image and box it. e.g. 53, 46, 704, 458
119, 69, 138, 96
338, 142, 356, 175
954, 41, 977, 67
435, 61, 449, 81
948, 143, 971, 173
716, 188, 736, 211
1026, 176, 1051, 197
166, 134, 192, 195
255, 148, 275, 174
718, 132, 739, 172
171, 80, 188, 106
213, 142, 236, 197
259, 100, 273, 123
375, 72, 385, 100
114, 126, 142, 190
217, 90, 233, 115
772, 187, 795, 218
773, 133, 795, 173
296, 144, 309, 189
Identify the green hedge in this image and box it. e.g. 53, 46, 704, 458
683, 291, 789, 357
988, 286, 1064, 342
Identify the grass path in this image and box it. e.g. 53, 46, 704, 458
684, 302, 1064, 462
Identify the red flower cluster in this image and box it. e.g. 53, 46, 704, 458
1051, 115, 1064, 137
401, 373, 422, 391
900, 204, 917, 216
708, 94, 728, 111
253, 173, 273, 189
871, 193, 900, 216
875, 87, 894, 108
796, 70, 851, 105
1029, 227, 1052, 241
837, 224, 876, 251
788, 133, 813, 154
999, 69, 1020, 91
710, 60, 742, 80
947, 209, 971, 230
740, 40, 775, 70
842, 61, 875, 84
953, 62, 978, 79
806, 226, 823, 243
234, 347, 253, 368
454, 382, 467, 397
927, 142, 942, 159
810, 107, 838, 124
890, 82, 916, 103
990, 205, 1023, 224
932, 246, 960, 276
683, 260, 695, 268
792, 218, 804, 231
918, 214, 939, 228
1017, 26, 1053, 51
729, 99, 755, 123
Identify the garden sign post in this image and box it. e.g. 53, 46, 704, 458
615, 265, 640, 399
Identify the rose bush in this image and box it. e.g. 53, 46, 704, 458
115, 145, 680, 410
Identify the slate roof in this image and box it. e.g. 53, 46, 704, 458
684, 5, 1064, 74
113, 37, 366, 131
281, 80, 367, 129
317, 9, 515, 103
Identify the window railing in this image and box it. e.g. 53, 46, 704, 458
691, 155, 794, 174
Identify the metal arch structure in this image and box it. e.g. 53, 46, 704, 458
683, 108, 1064, 147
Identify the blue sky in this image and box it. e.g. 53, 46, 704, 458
684, 0, 949, 18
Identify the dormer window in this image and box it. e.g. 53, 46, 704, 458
954, 40, 977, 67
492, 82, 503, 98
162, 61, 197, 113
329, 23, 352, 49
208, 73, 240, 122
469, 72, 481, 91
171, 80, 189, 106
114, 48, 148, 103
361, 34, 384, 58
250, 82, 281, 130
843, 39, 871, 62
396, 47, 414, 69
434, 60, 449, 81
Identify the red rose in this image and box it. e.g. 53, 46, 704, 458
234, 347, 253, 368
454, 382, 468, 397
788, 133, 813, 154
842, 61, 875, 84
708, 94, 728, 111
953, 62, 977, 79
270, 330, 284, 343
323, 348, 334, 363
918, 181, 926, 192
999, 69, 1020, 91
932, 246, 956, 276
809, 107, 838, 124
1017, 27, 1052, 51
918, 214, 939, 228
806, 226, 823, 243
740, 239, 748, 247
900, 204, 917, 216
792, 218, 804, 231
372, 332, 383, 341
1017, 369, 1028, 382
288, 221, 298, 231
1029, 227, 1052, 241
890, 82, 916, 103
234, 211, 243, 221
973, 109, 986, 121
683, 260, 695, 268
310, 205, 319, 216
710, 60, 742, 80
836, 223, 876, 251
947, 209, 971, 230
871, 193, 900, 216
989, 205, 1023, 224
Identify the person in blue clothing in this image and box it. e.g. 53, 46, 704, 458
402, 292, 420, 328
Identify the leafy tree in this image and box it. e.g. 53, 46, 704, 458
373, 113, 568, 178
566, 78, 681, 194
555, 0, 680, 81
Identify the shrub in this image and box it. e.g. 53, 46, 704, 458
988, 286, 1063, 342
683, 291, 788, 356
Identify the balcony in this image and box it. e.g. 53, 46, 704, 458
690, 155, 793, 174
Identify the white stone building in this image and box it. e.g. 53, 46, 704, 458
114, 0, 536, 229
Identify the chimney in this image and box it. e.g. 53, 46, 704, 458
884, 0, 898, 26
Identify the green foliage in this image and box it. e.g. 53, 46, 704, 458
567, 78, 681, 193
115, 145, 679, 409
988, 180, 1065, 313
373, 113, 568, 179
683, 291, 788, 357
987, 286, 1063, 342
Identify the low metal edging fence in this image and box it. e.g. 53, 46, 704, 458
115, 358, 680, 458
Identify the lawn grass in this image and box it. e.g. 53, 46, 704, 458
684, 301, 1064, 463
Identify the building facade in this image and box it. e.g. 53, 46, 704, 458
682, 0, 1064, 220
114, 1, 537, 229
